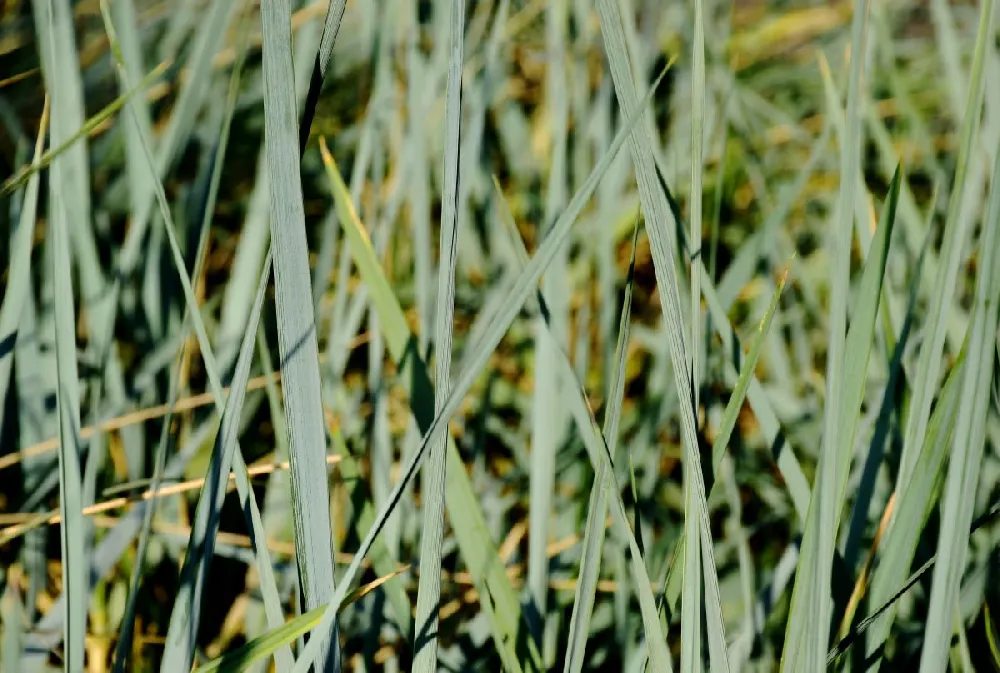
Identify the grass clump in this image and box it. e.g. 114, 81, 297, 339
0, 0, 999, 671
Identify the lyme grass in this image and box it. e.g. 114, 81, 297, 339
2, 0, 1000, 671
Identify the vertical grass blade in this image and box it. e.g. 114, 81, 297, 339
412, 0, 464, 668
895, 0, 993, 494
259, 0, 339, 668
297, 0, 348, 152
33, 0, 89, 666
562, 229, 638, 673
779, 0, 872, 668
529, 0, 570, 656
917, 131, 1000, 673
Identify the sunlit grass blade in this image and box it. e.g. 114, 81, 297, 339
916, 128, 1000, 673
413, 0, 464, 668
528, 0, 570, 658
160, 247, 272, 669
779, 0, 872, 667
594, 0, 730, 668
682, 2, 707, 664
259, 0, 340, 668
44, 6, 87, 661
562, 227, 638, 673
298, 69, 665, 672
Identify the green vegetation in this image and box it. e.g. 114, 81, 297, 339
0, 0, 998, 671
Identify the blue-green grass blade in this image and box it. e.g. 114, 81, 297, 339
413, 0, 464, 668
259, 0, 340, 668
917, 121, 1000, 673
780, 0, 872, 667
562, 227, 639, 673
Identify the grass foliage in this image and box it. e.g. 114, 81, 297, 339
1, 0, 999, 671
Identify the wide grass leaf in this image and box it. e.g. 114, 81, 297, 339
259, 0, 339, 667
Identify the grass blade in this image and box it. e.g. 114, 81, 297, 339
0, 97, 48, 445
594, 0, 730, 667
259, 0, 339, 668
562, 227, 638, 673
917, 123, 1000, 673
779, 0, 872, 667
160, 248, 273, 669
297, 0, 347, 152
44, 6, 87, 661
412, 0, 464, 668
894, 0, 993, 495
193, 569, 409, 673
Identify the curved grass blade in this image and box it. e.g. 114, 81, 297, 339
413, 0, 464, 668
259, 0, 339, 668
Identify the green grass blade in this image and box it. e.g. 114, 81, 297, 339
663, 263, 790, 617
412, 0, 464, 668
0, 64, 166, 200
259, 0, 339, 668
44, 5, 87, 661
192, 569, 408, 673
917, 124, 1000, 673
529, 0, 570, 657
562, 228, 639, 673
779, 0, 872, 667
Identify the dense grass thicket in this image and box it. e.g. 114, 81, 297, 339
1, 0, 999, 670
